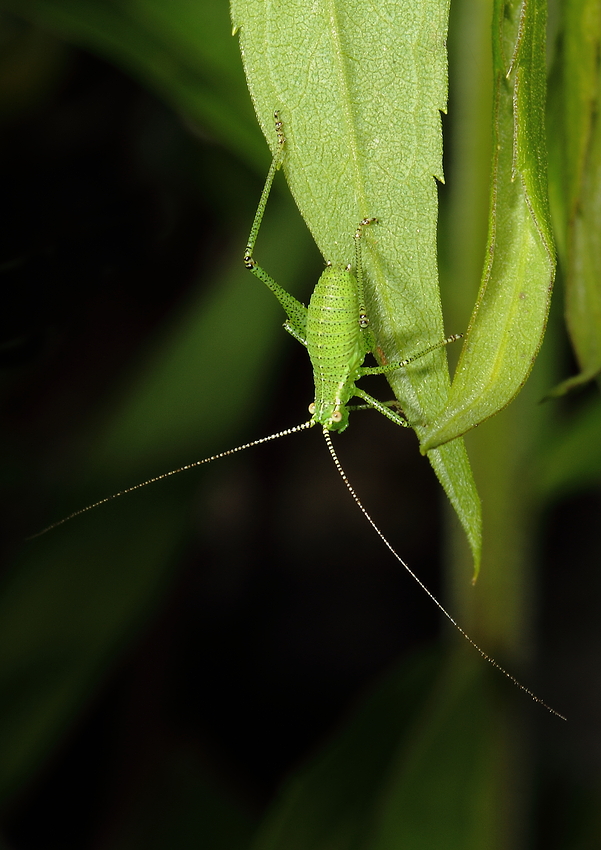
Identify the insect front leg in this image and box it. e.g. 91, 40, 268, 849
353, 216, 378, 332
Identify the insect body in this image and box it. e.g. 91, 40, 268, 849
244, 113, 459, 435
306, 262, 369, 432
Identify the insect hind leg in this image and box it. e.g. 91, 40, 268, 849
242, 110, 308, 340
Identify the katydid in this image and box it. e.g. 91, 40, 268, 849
243, 114, 461, 434
31, 112, 564, 720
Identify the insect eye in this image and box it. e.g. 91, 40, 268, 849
331, 411, 342, 422
308, 402, 316, 414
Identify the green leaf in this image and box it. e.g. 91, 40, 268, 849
422, 0, 556, 450
547, 0, 601, 394
366, 659, 505, 850
535, 395, 601, 499
250, 653, 506, 850
230, 0, 481, 572
249, 652, 442, 850
0, 489, 189, 805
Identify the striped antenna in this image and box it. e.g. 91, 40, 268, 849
321, 427, 566, 721
28, 420, 314, 539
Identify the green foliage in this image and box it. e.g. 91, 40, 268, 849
0, 226, 312, 803
0, 0, 261, 161
231, 0, 481, 570
424, 0, 556, 448
0, 0, 599, 848
249, 654, 504, 850
547, 0, 601, 394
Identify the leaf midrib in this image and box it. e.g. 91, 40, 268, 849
326, 0, 368, 218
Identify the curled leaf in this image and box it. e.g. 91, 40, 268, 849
422, 0, 555, 451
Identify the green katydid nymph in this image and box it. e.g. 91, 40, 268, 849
243, 113, 461, 436
31, 112, 564, 720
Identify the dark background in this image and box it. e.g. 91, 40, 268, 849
0, 7, 599, 850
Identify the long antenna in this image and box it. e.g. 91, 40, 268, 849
322, 427, 566, 721
29, 420, 314, 539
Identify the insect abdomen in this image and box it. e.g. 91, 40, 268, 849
306, 267, 364, 428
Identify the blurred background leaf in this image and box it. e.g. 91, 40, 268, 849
547, 0, 601, 395
0, 0, 262, 162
